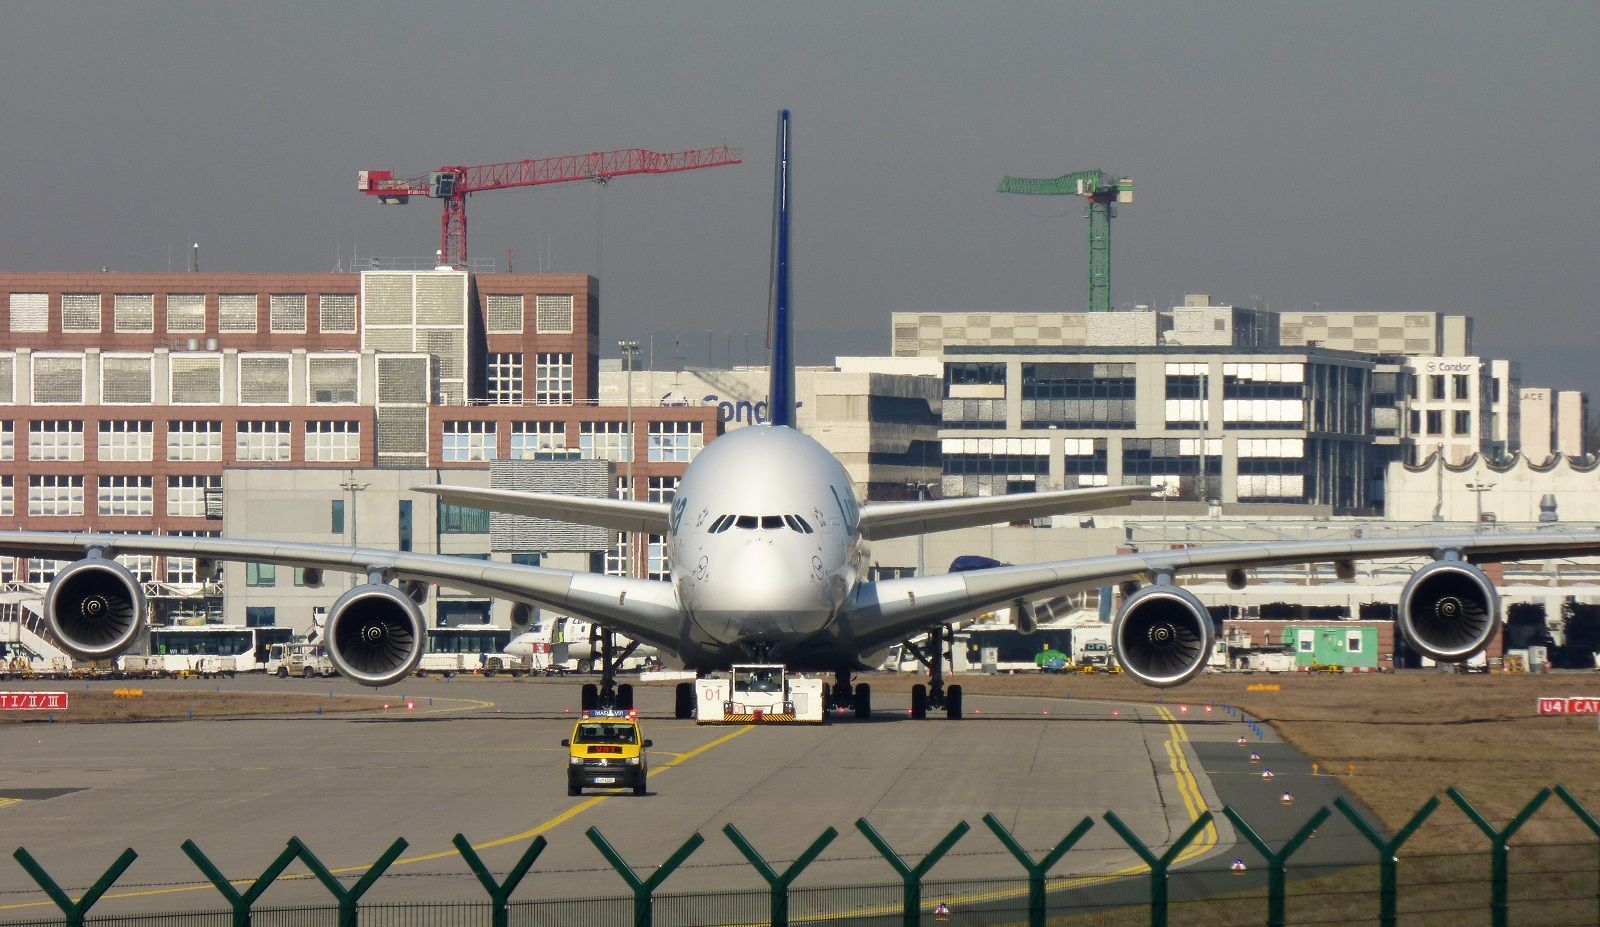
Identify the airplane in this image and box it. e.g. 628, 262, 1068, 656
7, 110, 1600, 720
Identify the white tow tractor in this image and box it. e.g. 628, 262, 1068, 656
264, 642, 336, 679
693, 664, 825, 724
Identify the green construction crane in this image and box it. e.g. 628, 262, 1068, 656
997, 170, 1134, 313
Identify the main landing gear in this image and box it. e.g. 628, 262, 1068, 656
823, 670, 872, 719
903, 625, 963, 720
580, 627, 639, 713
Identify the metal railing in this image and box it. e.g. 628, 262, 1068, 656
4, 785, 1598, 927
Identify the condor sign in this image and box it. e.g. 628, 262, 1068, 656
1537, 697, 1600, 715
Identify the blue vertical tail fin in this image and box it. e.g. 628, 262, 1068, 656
766, 109, 796, 428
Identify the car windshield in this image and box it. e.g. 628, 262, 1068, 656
575, 723, 637, 745
735, 669, 782, 693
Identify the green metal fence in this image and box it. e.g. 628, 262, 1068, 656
5, 786, 1599, 927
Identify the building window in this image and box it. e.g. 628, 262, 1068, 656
8, 293, 48, 332
647, 421, 702, 462
308, 355, 359, 404
511, 553, 541, 567
647, 475, 679, 503
98, 476, 154, 517
318, 295, 357, 333
579, 421, 632, 462
167, 295, 206, 333
61, 294, 102, 332
167, 475, 221, 517
236, 420, 292, 462
442, 420, 496, 462
164, 531, 218, 583
219, 294, 258, 332
534, 353, 574, 405
1122, 438, 1223, 500
1425, 410, 1443, 436
510, 421, 568, 459
167, 420, 223, 461
113, 294, 155, 333
1347, 634, 1363, 654
1235, 438, 1307, 502
535, 294, 574, 333
28, 475, 84, 517
101, 354, 154, 404
0, 476, 12, 517
439, 501, 490, 534
1063, 437, 1110, 487
99, 420, 154, 461
1221, 364, 1305, 429
238, 355, 291, 405
0, 421, 12, 461
31, 354, 86, 404
1021, 362, 1137, 430
305, 420, 361, 462
485, 294, 523, 333
28, 557, 69, 584
246, 562, 276, 587
245, 607, 277, 627
486, 353, 523, 403
1452, 374, 1470, 401
1430, 375, 1445, 401
1297, 630, 1314, 653
170, 355, 223, 404
269, 295, 307, 333
330, 500, 345, 534
1453, 410, 1472, 436
29, 420, 84, 461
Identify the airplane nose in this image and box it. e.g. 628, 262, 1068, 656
689, 540, 834, 641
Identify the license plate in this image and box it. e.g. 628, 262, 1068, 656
594, 777, 616, 784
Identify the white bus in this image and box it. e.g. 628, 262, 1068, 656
123, 626, 294, 676
418, 625, 517, 677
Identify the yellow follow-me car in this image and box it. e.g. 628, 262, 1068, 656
562, 709, 652, 796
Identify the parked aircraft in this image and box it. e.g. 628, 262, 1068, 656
6, 111, 1600, 719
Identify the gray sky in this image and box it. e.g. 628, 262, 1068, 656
2, 2, 1596, 392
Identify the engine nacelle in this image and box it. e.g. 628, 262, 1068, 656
45, 558, 147, 661
325, 583, 426, 687
1113, 584, 1216, 688
1398, 560, 1500, 663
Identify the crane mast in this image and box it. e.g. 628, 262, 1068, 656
998, 170, 1133, 313
360, 145, 742, 267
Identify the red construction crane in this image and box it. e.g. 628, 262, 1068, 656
358, 144, 742, 266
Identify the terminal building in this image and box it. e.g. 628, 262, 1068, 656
0, 269, 716, 638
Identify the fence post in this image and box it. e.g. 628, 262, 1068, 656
1447, 786, 1551, 927
1334, 796, 1436, 927
722, 824, 838, 927
586, 826, 704, 927
1222, 805, 1331, 927
288, 836, 408, 927
855, 818, 970, 927
180, 839, 300, 927
452, 834, 547, 927
10, 847, 137, 927
1102, 810, 1213, 927
1553, 785, 1600, 918
982, 812, 1095, 927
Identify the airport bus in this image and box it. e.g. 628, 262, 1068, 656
126, 625, 294, 675
417, 624, 515, 676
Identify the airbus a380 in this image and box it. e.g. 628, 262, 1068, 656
8, 111, 1600, 719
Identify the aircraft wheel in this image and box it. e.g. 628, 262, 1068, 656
910, 684, 928, 720
581, 683, 599, 713
854, 683, 872, 720
946, 685, 963, 720
674, 682, 694, 719
617, 683, 635, 712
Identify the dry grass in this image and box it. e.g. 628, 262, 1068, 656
863, 670, 1600, 852
0, 689, 386, 724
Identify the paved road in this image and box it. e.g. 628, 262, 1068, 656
0, 675, 1367, 920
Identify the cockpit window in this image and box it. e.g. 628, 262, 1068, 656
761, 515, 784, 529
735, 515, 759, 529
708, 514, 734, 533
709, 514, 817, 533
794, 516, 813, 533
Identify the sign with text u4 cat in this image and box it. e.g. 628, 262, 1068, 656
0, 692, 68, 711
1537, 697, 1600, 715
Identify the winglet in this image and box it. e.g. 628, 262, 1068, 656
767, 109, 796, 428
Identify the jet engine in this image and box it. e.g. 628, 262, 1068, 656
1397, 560, 1500, 663
325, 583, 425, 687
45, 557, 147, 661
1113, 583, 1216, 688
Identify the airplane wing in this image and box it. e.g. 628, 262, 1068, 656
857, 485, 1152, 540
0, 531, 683, 653
414, 484, 672, 534
843, 528, 1600, 651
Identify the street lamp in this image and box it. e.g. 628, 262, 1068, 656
338, 473, 369, 588
619, 340, 640, 578
906, 481, 936, 578
1466, 480, 1495, 531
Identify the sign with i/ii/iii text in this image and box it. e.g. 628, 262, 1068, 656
0, 691, 68, 711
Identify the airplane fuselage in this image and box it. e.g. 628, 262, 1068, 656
666, 425, 874, 670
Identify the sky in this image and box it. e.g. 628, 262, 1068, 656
1, 2, 1596, 392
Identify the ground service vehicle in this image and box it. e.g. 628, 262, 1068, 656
693, 664, 825, 724
562, 709, 651, 795
264, 642, 336, 678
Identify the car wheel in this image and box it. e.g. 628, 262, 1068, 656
633, 777, 646, 796
277, 667, 288, 678
568, 784, 581, 797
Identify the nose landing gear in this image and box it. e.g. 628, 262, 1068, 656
579, 627, 638, 713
